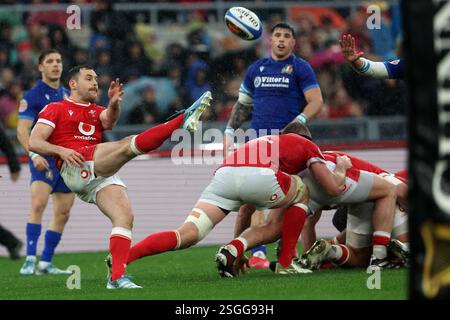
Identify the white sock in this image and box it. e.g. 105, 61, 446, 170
26, 255, 36, 262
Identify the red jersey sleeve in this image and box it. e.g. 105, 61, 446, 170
36, 103, 60, 129
305, 139, 325, 167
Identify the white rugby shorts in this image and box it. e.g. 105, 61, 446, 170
198, 166, 289, 211
60, 160, 126, 204
346, 202, 408, 248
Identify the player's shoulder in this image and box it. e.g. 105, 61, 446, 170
248, 57, 270, 70
292, 55, 313, 69
22, 85, 40, 100
42, 100, 68, 112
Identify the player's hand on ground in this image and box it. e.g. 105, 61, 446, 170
108, 78, 124, 107
336, 155, 352, 170
223, 134, 235, 158
32, 155, 50, 171
339, 34, 364, 63
233, 255, 249, 276
59, 148, 85, 167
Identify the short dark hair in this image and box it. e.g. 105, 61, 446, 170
271, 22, 296, 38
281, 121, 312, 140
67, 65, 95, 84
38, 49, 61, 65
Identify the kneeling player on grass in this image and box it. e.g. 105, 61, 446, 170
301, 169, 409, 270
121, 126, 351, 277
29, 65, 211, 289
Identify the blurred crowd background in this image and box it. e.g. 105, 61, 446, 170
0, 0, 405, 130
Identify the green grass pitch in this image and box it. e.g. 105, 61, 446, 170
0, 244, 407, 300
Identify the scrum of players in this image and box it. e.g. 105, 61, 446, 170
213, 32, 408, 277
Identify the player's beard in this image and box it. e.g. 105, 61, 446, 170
81, 90, 98, 103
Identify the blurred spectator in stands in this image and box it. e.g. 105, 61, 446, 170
320, 15, 341, 45
13, 41, 36, 88
120, 41, 154, 81
295, 35, 314, 61
127, 84, 161, 124
159, 42, 186, 77
293, 12, 316, 38
0, 45, 11, 69
0, 67, 15, 91
0, 80, 23, 128
48, 24, 74, 69
25, 20, 44, 54
89, 16, 112, 55
72, 47, 90, 66
135, 21, 164, 67
90, 0, 133, 62
38, 35, 52, 52
163, 94, 185, 121
324, 84, 363, 119
0, 22, 16, 66
186, 14, 211, 60
95, 49, 114, 76
0, 121, 23, 260
214, 77, 239, 121
184, 54, 211, 104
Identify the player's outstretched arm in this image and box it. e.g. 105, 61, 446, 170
29, 123, 85, 167
100, 78, 124, 130
339, 34, 389, 79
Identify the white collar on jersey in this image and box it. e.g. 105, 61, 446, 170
66, 98, 91, 107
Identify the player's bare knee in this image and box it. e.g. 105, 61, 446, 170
31, 200, 47, 216
56, 209, 70, 224
177, 224, 199, 248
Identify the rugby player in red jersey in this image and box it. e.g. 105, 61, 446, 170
29, 65, 212, 289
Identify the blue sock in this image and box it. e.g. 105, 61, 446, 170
251, 245, 267, 257
26, 223, 41, 256
40, 230, 62, 262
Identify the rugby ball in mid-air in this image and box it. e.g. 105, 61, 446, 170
224, 7, 262, 41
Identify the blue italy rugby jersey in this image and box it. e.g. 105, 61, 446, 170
18, 80, 70, 123
240, 54, 319, 132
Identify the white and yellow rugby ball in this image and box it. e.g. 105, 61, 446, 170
224, 7, 263, 41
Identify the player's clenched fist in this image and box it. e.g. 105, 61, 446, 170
336, 155, 352, 170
